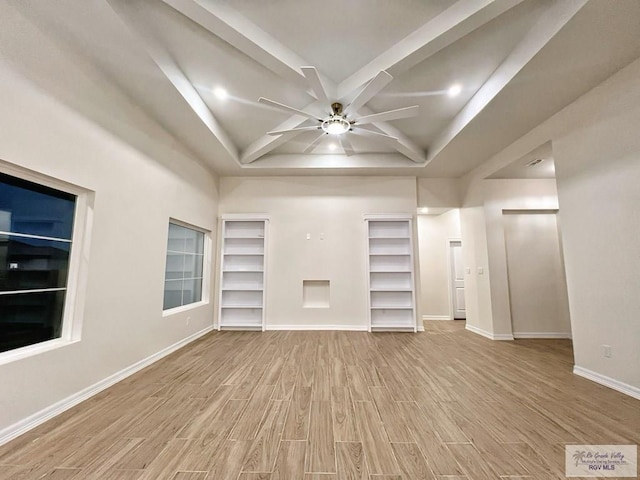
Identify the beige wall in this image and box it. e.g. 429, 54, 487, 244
461, 56, 640, 393
504, 212, 571, 336
218, 176, 417, 329
460, 179, 562, 338
0, 61, 219, 433
417, 178, 461, 208
459, 205, 493, 334
553, 60, 640, 390
416, 210, 461, 319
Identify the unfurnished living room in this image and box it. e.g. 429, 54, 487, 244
0, 1, 639, 479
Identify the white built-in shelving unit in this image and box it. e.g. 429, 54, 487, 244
365, 214, 417, 332
218, 215, 268, 330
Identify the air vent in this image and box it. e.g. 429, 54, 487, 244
526, 158, 544, 167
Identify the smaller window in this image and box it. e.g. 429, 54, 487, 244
163, 222, 205, 310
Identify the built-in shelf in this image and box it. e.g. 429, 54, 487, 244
370, 306, 414, 310
218, 215, 269, 331
365, 215, 417, 332
222, 268, 264, 272
221, 305, 263, 309
370, 287, 413, 292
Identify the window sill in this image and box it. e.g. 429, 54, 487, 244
0, 337, 80, 366
162, 300, 209, 317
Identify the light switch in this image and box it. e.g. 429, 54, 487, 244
477, 267, 484, 275
306, 233, 311, 240
465, 267, 471, 274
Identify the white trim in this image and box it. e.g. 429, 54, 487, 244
163, 221, 212, 314
0, 338, 80, 366
465, 323, 514, 341
221, 213, 270, 221
363, 213, 414, 221
217, 216, 269, 331
447, 238, 466, 321
0, 231, 72, 243
0, 326, 213, 447
0, 163, 94, 361
422, 315, 452, 321
162, 300, 209, 317
267, 324, 369, 331
573, 366, 640, 400
513, 332, 572, 339
416, 325, 425, 332
0, 287, 66, 296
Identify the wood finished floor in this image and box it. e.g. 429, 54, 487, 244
1, 321, 638, 480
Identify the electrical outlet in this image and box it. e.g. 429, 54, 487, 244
186, 316, 191, 326
602, 344, 612, 358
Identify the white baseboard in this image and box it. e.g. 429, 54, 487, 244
514, 332, 572, 339
0, 326, 214, 447
416, 325, 425, 332
267, 324, 368, 331
465, 323, 514, 341
573, 366, 640, 400
422, 315, 452, 321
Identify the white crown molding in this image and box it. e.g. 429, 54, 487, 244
0, 326, 213, 447
573, 366, 640, 400
466, 323, 514, 341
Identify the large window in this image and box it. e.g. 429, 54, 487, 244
0, 172, 76, 353
163, 222, 205, 310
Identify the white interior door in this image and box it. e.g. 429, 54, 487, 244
449, 240, 466, 319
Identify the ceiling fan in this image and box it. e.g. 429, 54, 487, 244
258, 67, 419, 155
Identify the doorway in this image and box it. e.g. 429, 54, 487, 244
503, 211, 571, 337
449, 240, 466, 320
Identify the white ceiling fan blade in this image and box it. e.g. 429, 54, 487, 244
303, 132, 327, 153
356, 106, 419, 125
301, 66, 329, 103
259, 97, 321, 121
352, 127, 398, 144
339, 135, 355, 156
344, 70, 393, 115
267, 126, 321, 136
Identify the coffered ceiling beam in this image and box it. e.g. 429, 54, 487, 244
337, 0, 525, 99
159, 0, 426, 164
426, 0, 588, 165
107, 0, 239, 165
160, 0, 317, 93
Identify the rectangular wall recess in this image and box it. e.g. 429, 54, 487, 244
303, 280, 330, 308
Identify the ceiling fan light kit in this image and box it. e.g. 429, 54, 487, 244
321, 102, 352, 135
259, 67, 419, 153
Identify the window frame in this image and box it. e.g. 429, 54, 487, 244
162, 218, 211, 316
0, 160, 93, 365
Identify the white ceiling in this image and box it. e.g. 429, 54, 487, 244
2, 0, 640, 177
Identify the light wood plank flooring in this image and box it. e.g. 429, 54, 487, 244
0, 321, 638, 479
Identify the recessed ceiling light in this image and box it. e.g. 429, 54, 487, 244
418, 207, 430, 214
448, 84, 462, 97
328, 143, 337, 151
214, 87, 228, 100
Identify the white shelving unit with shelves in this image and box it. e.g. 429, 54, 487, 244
364, 214, 417, 332
218, 215, 269, 330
